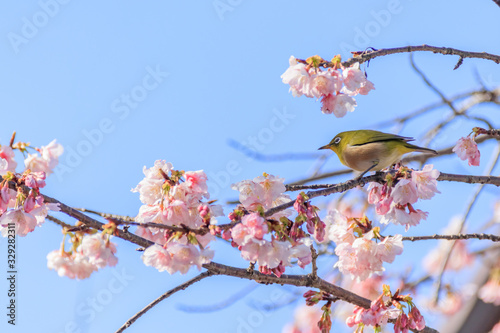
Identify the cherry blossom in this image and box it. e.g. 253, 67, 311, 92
142, 242, 214, 274
0, 145, 17, 175
24, 171, 47, 189
24, 140, 64, 175
281, 56, 374, 117
46, 250, 97, 280
132, 160, 174, 205
411, 164, 441, 199
78, 233, 118, 269
231, 173, 292, 218
346, 296, 400, 329
453, 136, 480, 166
326, 209, 404, 281
341, 62, 375, 96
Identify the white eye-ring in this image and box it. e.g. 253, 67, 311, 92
334, 137, 341, 144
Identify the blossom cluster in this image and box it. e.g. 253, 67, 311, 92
325, 210, 403, 281
47, 232, 118, 279
0, 138, 63, 237
227, 174, 312, 277
281, 56, 374, 117
132, 160, 222, 274
346, 287, 426, 333
368, 165, 440, 231
231, 173, 293, 218
453, 135, 480, 166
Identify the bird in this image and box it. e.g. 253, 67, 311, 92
318, 129, 438, 177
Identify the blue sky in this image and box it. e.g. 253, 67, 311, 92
1, 1, 500, 332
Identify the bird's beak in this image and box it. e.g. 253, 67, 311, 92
318, 145, 330, 150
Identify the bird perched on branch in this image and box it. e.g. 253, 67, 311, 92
318, 130, 438, 177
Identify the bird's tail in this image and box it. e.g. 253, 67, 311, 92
404, 143, 438, 155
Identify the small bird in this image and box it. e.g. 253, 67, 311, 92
318, 130, 438, 177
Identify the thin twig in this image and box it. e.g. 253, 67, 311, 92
400, 233, 500, 242
338, 45, 500, 68
410, 53, 459, 115
74, 208, 136, 222
115, 271, 214, 333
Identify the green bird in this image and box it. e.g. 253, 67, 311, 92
318, 130, 438, 177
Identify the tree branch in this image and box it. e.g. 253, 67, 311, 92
202, 261, 439, 333
115, 271, 214, 333
339, 45, 500, 68
400, 233, 500, 242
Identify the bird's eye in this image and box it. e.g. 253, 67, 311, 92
334, 137, 341, 144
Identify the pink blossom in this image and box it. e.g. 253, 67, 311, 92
408, 307, 425, 330
231, 213, 268, 246
0, 146, 17, 175
310, 69, 342, 98
168, 242, 213, 273
242, 212, 268, 240
78, 234, 118, 269
0, 184, 16, 214
376, 234, 404, 263
0, 209, 37, 237
136, 204, 162, 223
231, 174, 292, 218
161, 199, 192, 226
24, 154, 49, 174
257, 240, 291, 269
291, 243, 312, 268
346, 296, 400, 329
325, 209, 355, 245
320, 93, 356, 117
141, 244, 172, 272
184, 170, 209, 197
380, 204, 428, 231
47, 250, 97, 279
39, 139, 64, 170
24, 171, 46, 189
342, 63, 375, 96
281, 56, 312, 98
391, 179, 418, 205
132, 160, 173, 204
367, 182, 393, 215
453, 136, 480, 166
412, 164, 440, 200
334, 237, 383, 282
478, 278, 500, 305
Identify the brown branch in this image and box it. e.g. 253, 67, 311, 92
115, 271, 214, 333
400, 233, 500, 242
42, 194, 154, 249
285, 171, 500, 193
202, 261, 439, 333
339, 45, 500, 68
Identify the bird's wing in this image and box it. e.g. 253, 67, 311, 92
351, 130, 414, 146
